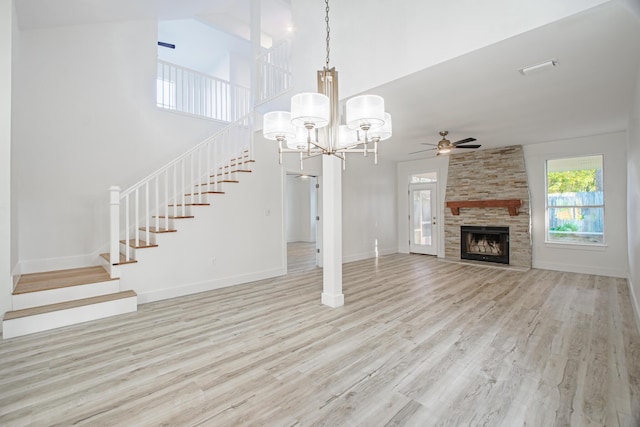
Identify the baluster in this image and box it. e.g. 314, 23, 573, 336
145, 181, 150, 244
125, 195, 130, 261
189, 153, 194, 206
155, 176, 159, 233
197, 148, 202, 203
135, 188, 140, 247
173, 164, 177, 218
164, 171, 169, 231
109, 186, 121, 268
207, 141, 211, 195
181, 158, 186, 217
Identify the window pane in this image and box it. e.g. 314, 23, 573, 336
548, 207, 604, 243
410, 172, 437, 183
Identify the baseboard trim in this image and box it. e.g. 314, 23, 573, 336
342, 247, 398, 264
628, 275, 640, 335
532, 260, 626, 278
136, 267, 286, 304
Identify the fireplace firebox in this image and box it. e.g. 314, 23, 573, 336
460, 226, 509, 264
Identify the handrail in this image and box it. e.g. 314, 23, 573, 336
109, 114, 254, 268
120, 113, 252, 198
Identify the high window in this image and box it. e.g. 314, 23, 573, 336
546, 155, 604, 244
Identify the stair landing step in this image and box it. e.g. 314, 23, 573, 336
14, 266, 115, 295
4, 291, 137, 321
100, 253, 138, 265
152, 215, 195, 219
168, 203, 210, 207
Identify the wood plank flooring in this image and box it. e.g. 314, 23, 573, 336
0, 253, 639, 426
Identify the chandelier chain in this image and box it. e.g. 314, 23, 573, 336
325, 0, 330, 68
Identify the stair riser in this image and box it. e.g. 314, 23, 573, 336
3, 296, 137, 339
12, 280, 121, 310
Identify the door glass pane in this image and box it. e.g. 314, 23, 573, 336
413, 189, 432, 245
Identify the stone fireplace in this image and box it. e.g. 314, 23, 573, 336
444, 145, 531, 269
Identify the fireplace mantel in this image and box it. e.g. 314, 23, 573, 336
446, 199, 522, 216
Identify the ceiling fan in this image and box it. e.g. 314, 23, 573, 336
409, 131, 481, 155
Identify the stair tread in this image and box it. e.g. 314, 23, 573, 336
167, 203, 210, 207
14, 266, 115, 295
212, 170, 252, 177
138, 227, 177, 233
100, 253, 138, 265
120, 239, 158, 248
3, 291, 137, 321
185, 191, 225, 196
196, 180, 239, 186
152, 215, 195, 219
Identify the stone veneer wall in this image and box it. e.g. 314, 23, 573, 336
444, 145, 531, 268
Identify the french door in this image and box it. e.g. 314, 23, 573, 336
409, 183, 438, 255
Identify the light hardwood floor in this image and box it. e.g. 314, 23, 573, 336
1, 254, 639, 426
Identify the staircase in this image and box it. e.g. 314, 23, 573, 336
2, 115, 255, 339
3, 39, 290, 339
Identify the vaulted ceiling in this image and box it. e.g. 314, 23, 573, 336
14, 0, 640, 162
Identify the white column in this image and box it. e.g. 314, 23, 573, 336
321, 154, 344, 307
0, 0, 13, 317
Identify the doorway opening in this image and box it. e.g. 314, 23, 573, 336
285, 173, 319, 272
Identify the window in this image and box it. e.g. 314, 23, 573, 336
546, 155, 604, 244
410, 172, 437, 183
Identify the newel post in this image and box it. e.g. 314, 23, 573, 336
109, 186, 121, 266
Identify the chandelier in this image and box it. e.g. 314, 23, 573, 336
262, 0, 392, 168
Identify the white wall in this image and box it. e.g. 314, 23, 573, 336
524, 132, 628, 278
118, 132, 286, 303
396, 156, 449, 257
342, 156, 397, 262
1, 0, 13, 316
291, 0, 609, 98
13, 20, 228, 273
627, 66, 640, 329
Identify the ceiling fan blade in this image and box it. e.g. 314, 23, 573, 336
420, 142, 438, 146
455, 144, 481, 149
452, 137, 477, 146
408, 148, 436, 155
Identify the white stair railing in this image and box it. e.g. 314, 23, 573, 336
157, 60, 251, 122
109, 114, 253, 267
256, 40, 292, 104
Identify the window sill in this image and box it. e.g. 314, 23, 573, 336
543, 241, 608, 251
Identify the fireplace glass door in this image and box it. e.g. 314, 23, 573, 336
409, 183, 437, 255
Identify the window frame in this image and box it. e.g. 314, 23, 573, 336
544, 154, 605, 246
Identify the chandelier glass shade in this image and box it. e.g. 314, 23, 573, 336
262, 0, 391, 168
